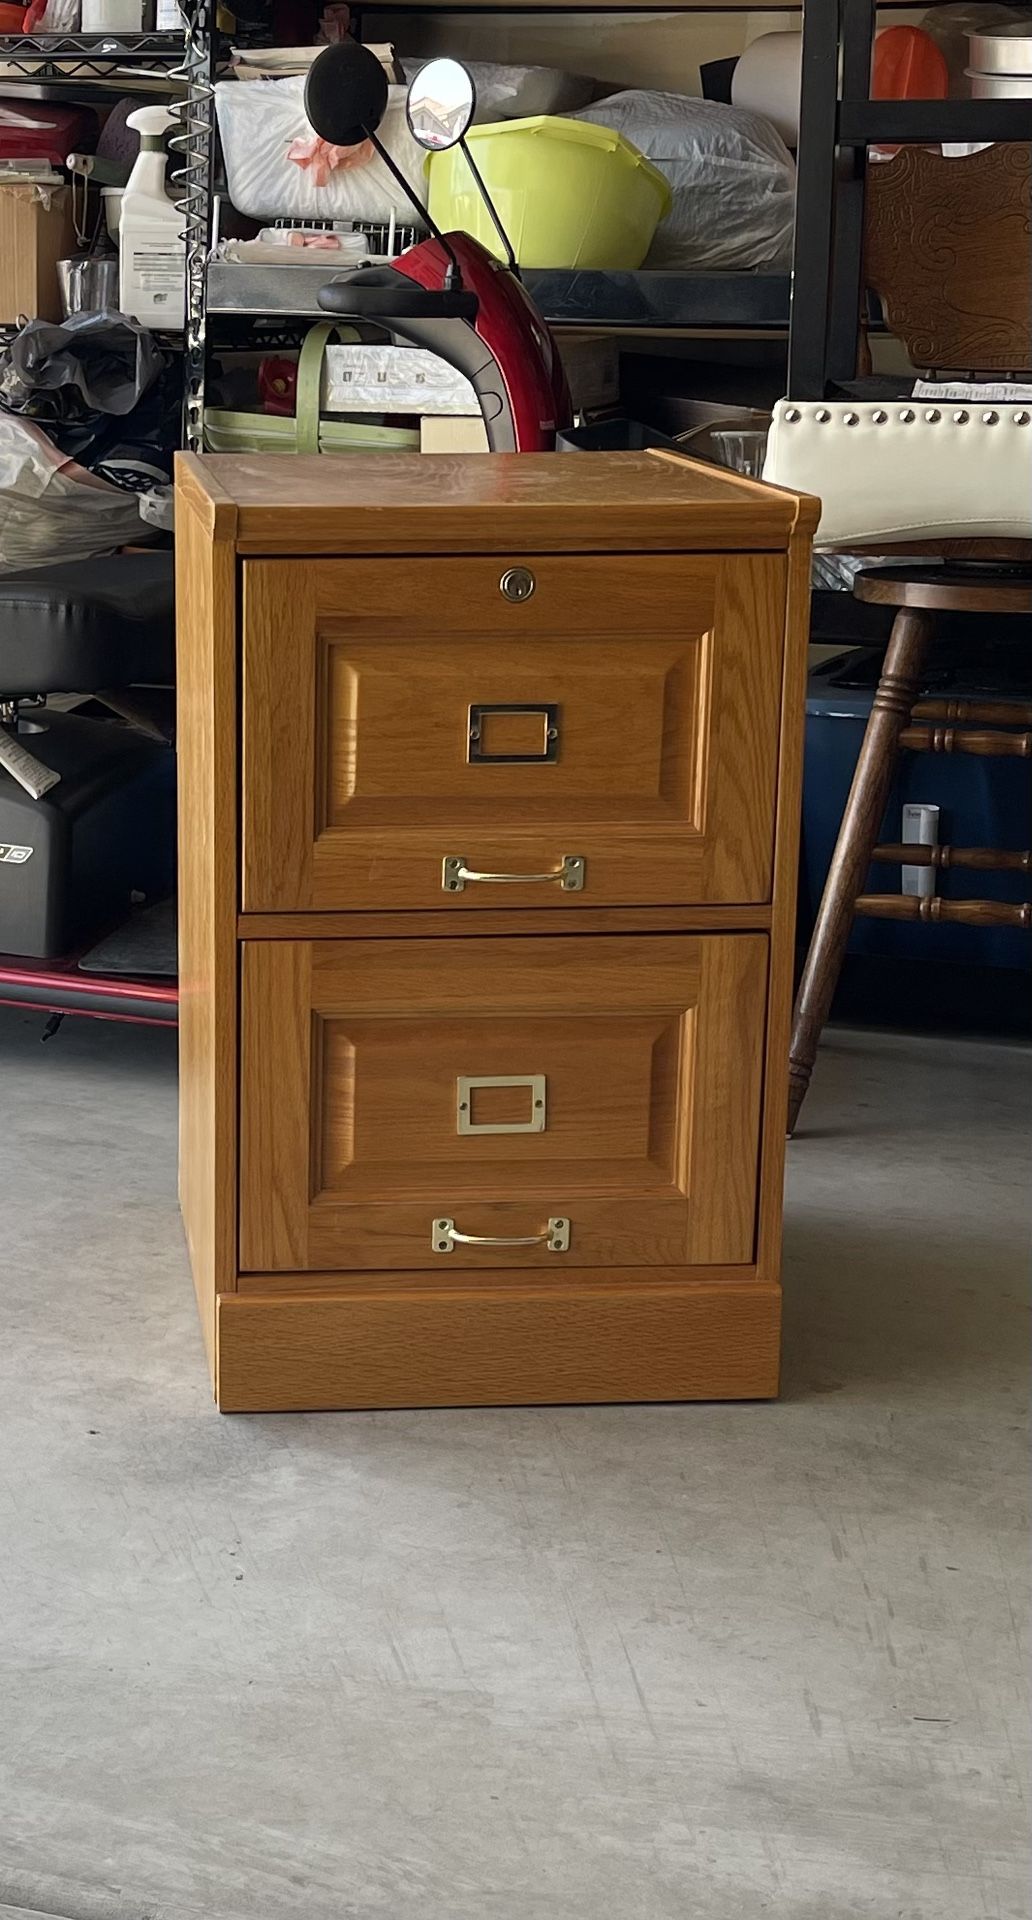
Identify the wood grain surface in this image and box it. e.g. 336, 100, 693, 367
238, 933, 767, 1275
870, 843, 1031, 873
175, 481, 240, 1379
898, 724, 1032, 759
174, 448, 815, 1410
237, 905, 773, 939
215, 1277, 782, 1411
177, 451, 816, 556
233, 1260, 750, 1296
912, 699, 1032, 727
865, 143, 1032, 374
240, 552, 787, 913
756, 522, 813, 1209
857, 894, 1031, 929
856, 571, 1032, 614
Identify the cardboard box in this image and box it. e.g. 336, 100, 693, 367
0, 182, 76, 326
419, 415, 490, 454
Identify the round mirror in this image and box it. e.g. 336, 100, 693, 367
406, 58, 476, 151
305, 41, 389, 148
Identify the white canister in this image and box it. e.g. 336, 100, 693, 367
81, 0, 145, 29
731, 31, 803, 147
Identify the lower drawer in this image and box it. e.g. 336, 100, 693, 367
239, 931, 768, 1274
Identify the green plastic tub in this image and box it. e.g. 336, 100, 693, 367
427, 115, 672, 270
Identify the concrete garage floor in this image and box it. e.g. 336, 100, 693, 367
0, 1008, 1028, 1920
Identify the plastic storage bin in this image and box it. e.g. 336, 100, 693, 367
426, 115, 671, 269
556, 418, 678, 453
215, 77, 428, 226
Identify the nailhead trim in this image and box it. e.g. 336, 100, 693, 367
780, 405, 1032, 426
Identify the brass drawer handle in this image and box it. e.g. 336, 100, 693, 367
442, 854, 584, 893
432, 1216, 570, 1253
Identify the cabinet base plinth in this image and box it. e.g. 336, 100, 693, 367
214, 1276, 781, 1412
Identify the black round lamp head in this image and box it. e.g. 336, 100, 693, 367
304, 41, 389, 148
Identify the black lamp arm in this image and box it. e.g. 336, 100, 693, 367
366, 128, 464, 287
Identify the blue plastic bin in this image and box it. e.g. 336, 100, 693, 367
802, 649, 1032, 988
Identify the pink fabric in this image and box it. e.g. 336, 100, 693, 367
286, 230, 342, 249
286, 132, 374, 188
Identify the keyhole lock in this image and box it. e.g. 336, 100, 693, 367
500, 567, 536, 603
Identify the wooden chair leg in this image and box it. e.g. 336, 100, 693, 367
787, 605, 934, 1133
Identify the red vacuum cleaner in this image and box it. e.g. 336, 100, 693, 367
304, 45, 573, 452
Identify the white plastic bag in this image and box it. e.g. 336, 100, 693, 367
574, 91, 797, 271
0, 417, 145, 574
216, 75, 427, 224
401, 59, 596, 122
36, 1, 81, 27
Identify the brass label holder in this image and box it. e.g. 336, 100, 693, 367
457, 1073, 547, 1135
467, 703, 560, 764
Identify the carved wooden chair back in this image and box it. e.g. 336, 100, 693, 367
863, 142, 1032, 378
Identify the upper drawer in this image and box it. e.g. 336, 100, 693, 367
240, 552, 786, 913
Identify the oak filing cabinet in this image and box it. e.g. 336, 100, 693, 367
174, 451, 817, 1412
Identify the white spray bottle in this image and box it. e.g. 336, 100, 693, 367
119, 105, 185, 330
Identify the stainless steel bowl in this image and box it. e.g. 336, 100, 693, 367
966, 23, 1032, 75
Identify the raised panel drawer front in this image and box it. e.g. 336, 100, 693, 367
240, 553, 786, 912
239, 933, 767, 1273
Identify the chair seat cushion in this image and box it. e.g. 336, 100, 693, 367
0, 553, 174, 698
763, 399, 1032, 548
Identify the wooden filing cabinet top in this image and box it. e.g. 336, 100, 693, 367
175, 450, 818, 555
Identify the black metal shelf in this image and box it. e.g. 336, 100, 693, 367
528, 268, 791, 332
205, 256, 794, 334
353, 0, 929, 10
839, 99, 1032, 144
0, 29, 184, 79
788, 0, 1032, 400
